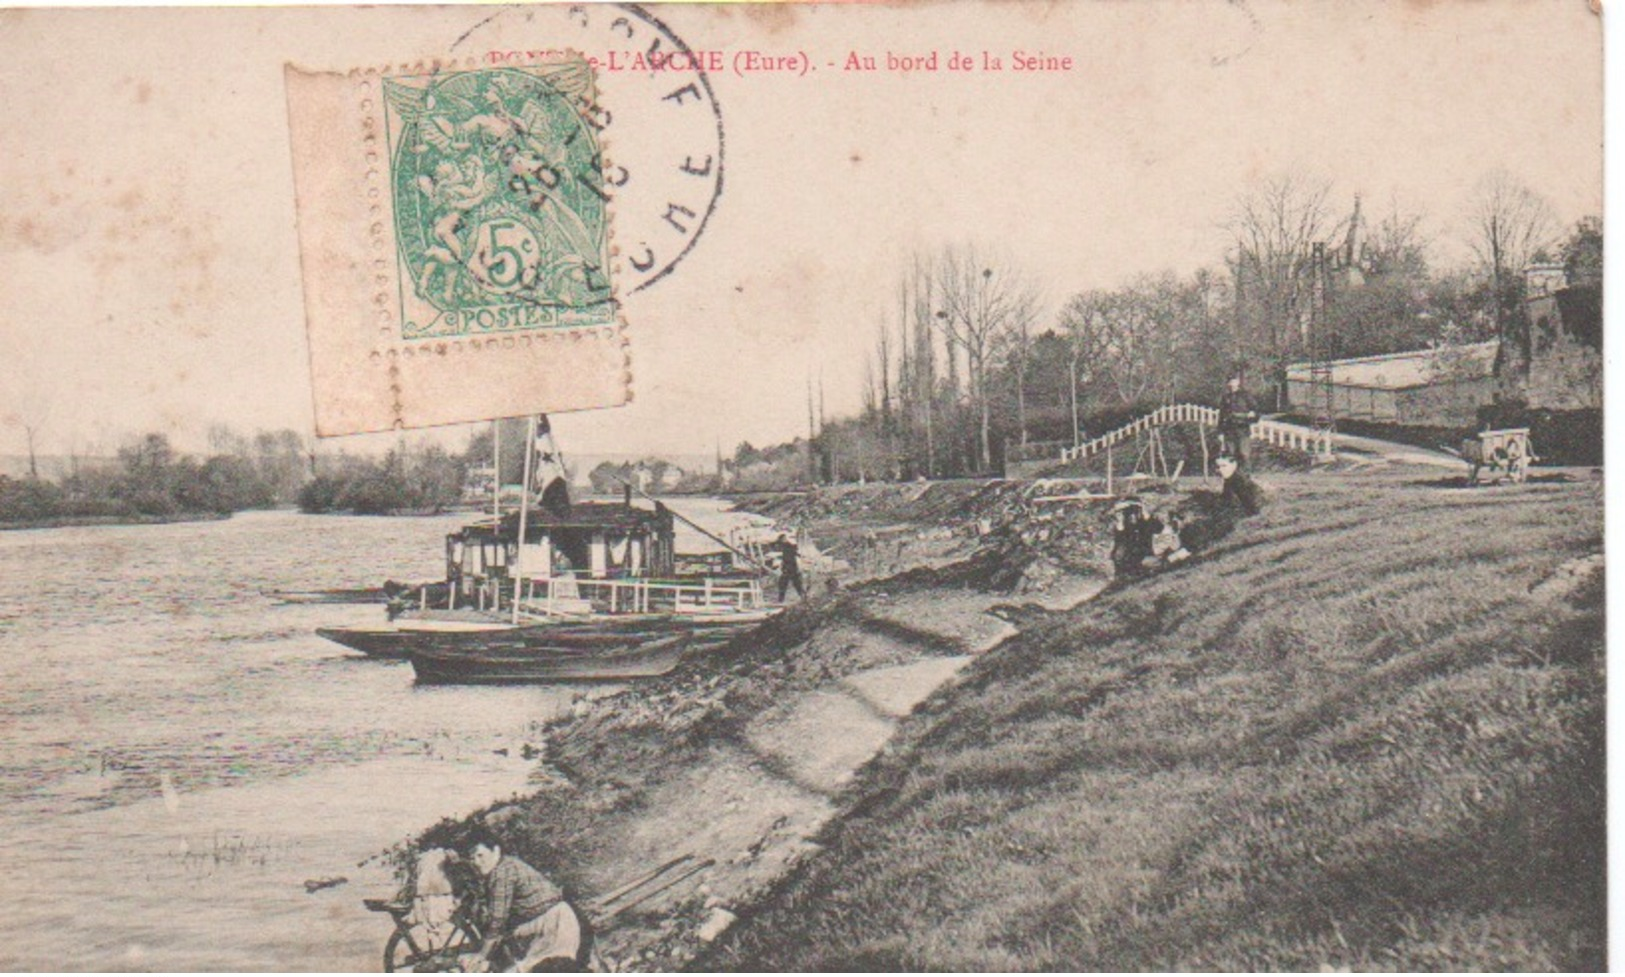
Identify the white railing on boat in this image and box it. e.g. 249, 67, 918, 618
511, 575, 767, 617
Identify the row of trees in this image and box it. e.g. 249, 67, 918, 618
0, 431, 308, 524
0, 426, 483, 524
296, 444, 468, 515
3, 415, 772, 523
784, 170, 1600, 485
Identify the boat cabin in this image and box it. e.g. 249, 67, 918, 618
447, 499, 676, 589
440, 496, 766, 618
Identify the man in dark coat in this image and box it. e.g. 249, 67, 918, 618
1217, 372, 1259, 471
768, 533, 807, 602
1109, 499, 1157, 578
1217, 454, 1264, 517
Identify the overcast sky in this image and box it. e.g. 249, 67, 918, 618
0, 1, 1603, 460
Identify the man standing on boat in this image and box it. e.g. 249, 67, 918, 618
461, 827, 591, 973
769, 532, 807, 602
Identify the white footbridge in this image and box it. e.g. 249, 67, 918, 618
1055, 403, 1334, 468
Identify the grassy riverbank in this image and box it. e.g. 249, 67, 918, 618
400, 469, 1603, 971
708, 471, 1605, 970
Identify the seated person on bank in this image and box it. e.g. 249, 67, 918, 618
461, 827, 590, 973
1109, 498, 1156, 578
1151, 510, 1191, 565
1216, 454, 1264, 517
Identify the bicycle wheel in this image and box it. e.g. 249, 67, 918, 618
384, 923, 478, 973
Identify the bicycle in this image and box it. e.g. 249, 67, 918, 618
366, 850, 712, 972
365, 895, 483, 973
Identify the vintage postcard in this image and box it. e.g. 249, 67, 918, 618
0, 1, 1607, 972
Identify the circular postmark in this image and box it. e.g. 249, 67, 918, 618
456, 3, 725, 294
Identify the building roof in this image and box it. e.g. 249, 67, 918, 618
452, 501, 674, 541
1285, 341, 1498, 390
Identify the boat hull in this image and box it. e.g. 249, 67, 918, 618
318, 614, 756, 660
409, 634, 692, 684
316, 619, 516, 659
316, 626, 416, 658
269, 588, 388, 605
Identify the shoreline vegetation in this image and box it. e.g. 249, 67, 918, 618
0, 428, 480, 527
0, 510, 232, 533
392, 464, 1603, 971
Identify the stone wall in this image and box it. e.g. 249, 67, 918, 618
1522, 286, 1603, 411
1502, 275, 1602, 412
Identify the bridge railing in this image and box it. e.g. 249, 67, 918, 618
1056, 403, 1333, 466
1253, 419, 1333, 456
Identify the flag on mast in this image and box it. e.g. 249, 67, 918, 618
533, 414, 571, 512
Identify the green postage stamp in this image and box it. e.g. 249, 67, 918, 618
285, 52, 628, 436
383, 63, 613, 340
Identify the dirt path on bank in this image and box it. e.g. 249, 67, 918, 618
556, 579, 1113, 971
401, 490, 1113, 970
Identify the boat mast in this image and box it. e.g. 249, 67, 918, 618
513, 414, 538, 624
491, 418, 500, 521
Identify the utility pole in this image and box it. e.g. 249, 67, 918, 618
491, 418, 501, 519
1308, 242, 1337, 459
1069, 349, 1081, 448
806, 375, 817, 485
818, 369, 830, 484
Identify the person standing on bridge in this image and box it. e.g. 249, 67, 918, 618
1217, 370, 1259, 472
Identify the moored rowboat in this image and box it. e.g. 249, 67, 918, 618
318, 610, 764, 659
409, 633, 693, 684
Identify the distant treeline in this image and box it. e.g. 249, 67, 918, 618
296, 445, 467, 515
0, 431, 299, 525
0, 427, 485, 526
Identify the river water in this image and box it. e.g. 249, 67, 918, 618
0, 500, 768, 971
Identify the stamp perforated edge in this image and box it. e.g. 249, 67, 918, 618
287, 51, 632, 434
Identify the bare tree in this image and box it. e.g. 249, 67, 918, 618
874, 315, 893, 428
933, 245, 1040, 472
5, 395, 52, 481
1064, 276, 1193, 407
1058, 269, 1234, 424
993, 310, 1035, 447
1057, 291, 1114, 443
1058, 289, 1120, 400
22, 422, 41, 480
1365, 193, 1433, 278
1463, 170, 1558, 331
1227, 172, 1342, 374
911, 263, 939, 476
